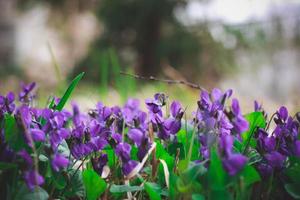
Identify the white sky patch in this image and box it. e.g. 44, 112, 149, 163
184, 0, 294, 24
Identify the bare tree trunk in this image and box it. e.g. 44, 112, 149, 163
0, 0, 16, 72
135, 14, 161, 76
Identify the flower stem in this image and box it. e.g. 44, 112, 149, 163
187, 108, 199, 163
122, 120, 126, 142
266, 172, 274, 200
243, 126, 258, 155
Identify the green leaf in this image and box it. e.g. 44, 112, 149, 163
192, 194, 205, 200
57, 140, 70, 156
64, 169, 85, 198
110, 184, 144, 193
247, 149, 262, 165
4, 114, 27, 151
52, 172, 67, 190
242, 112, 266, 149
168, 142, 185, 160
38, 154, 48, 162
14, 184, 49, 200
130, 145, 139, 161
48, 96, 56, 109
177, 159, 189, 173
0, 162, 17, 170
176, 178, 202, 194
176, 162, 205, 194
233, 139, 243, 153
285, 156, 300, 184
210, 189, 231, 200
55, 72, 84, 111
169, 172, 179, 200
104, 148, 117, 168
239, 165, 261, 186
155, 141, 174, 170
208, 148, 226, 190
181, 163, 207, 182
144, 182, 162, 200
177, 129, 188, 157
82, 169, 107, 200
285, 183, 300, 199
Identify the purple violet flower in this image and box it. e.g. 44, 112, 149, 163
18, 149, 33, 166
51, 154, 69, 171
295, 140, 300, 157
30, 128, 45, 142
24, 170, 44, 190
128, 128, 144, 147
91, 154, 108, 176
231, 98, 249, 135
223, 154, 248, 176
122, 160, 138, 176
19, 82, 36, 103
219, 135, 248, 175
163, 101, 183, 135
0, 92, 15, 115
254, 100, 262, 112
115, 142, 131, 162
264, 151, 286, 169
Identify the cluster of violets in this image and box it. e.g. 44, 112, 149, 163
1, 83, 300, 191
195, 89, 249, 175
255, 106, 300, 177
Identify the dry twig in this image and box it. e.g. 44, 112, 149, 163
120, 71, 204, 91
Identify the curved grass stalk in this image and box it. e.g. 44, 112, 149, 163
125, 142, 157, 180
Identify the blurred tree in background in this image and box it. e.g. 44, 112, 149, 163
12, 0, 235, 85
71, 0, 235, 83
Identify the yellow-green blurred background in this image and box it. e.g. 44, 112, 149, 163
1, 0, 300, 114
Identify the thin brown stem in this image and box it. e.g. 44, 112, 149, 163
149, 123, 158, 180
120, 71, 205, 91
266, 112, 277, 131
173, 148, 180, 173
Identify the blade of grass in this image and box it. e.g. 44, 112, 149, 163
56, 72, 85, 111
47, 42, 64, 87
109, 48, 127, 102
125, 67, 136, 95
100, 51, 109, 96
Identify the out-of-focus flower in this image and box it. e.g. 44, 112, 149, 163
0, 92, 15, 116
254, 100, 262, 112
257, 163, 273, 178
123, 160, 138, 176
231, 98, 249, 135
96, 102, 112, 122
115, 142, 131, 162
91, 154, 108, 176
277, 106, 288, 123
264, 151, 286, 169
219, 135, 247, 175
51, 154, 69, 171
196, 88, 235, 161
145, 93, 165, 124
30, 129, 45, 142
128, 128, 144, 147
18, 149, 33, 166
24, 170, 44, 190
115, 142, 139, 175
89, 137, 108, 152
128, 128, 151, 161
163, 101, 183, 135
42, 110, 71, 150
19, 82, 36, 103
223, 154, 248, 176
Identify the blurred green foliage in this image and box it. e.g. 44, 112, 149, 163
71, 0, 236, 83
16, 0, 236, 85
